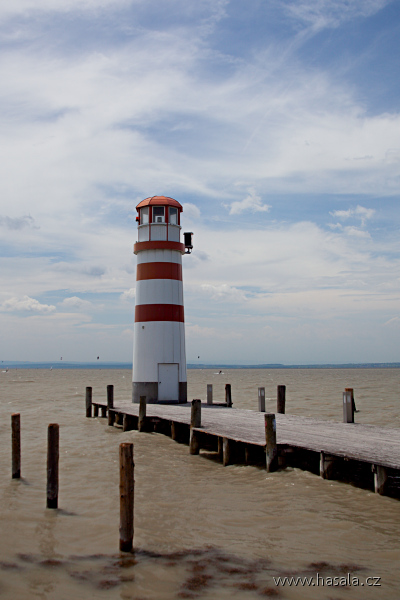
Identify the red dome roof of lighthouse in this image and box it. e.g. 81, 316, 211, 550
136, 196, 182, 210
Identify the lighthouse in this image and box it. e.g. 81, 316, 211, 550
132, 196, 193, 404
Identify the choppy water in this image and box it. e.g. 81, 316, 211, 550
1, 368, 399, 599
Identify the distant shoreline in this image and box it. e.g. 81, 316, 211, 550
1, 361, 399, 370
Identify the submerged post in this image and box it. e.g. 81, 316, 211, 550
265, 413, 278, 472
119, 442, 134, 552
85, 386, 92, 418
138, 396, 146, 432
207, 384, 213, 405
189, 399, 201, 455
107, 385, 114, 426
277, 385, 286, 414
258, 387, 265, 412
11, 413, 21, 479
225, 384, 232, 407
47, 424, 59, 509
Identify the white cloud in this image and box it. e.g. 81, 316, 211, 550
283, 0, 389, 31
120, 288, 136, 301
0, 295, 56, 313
60, 296, 92, 309
196, 283, 247, 303
225, 189, 271, 216
0, 0, 133, 20
330, 205, 375, 226
182, 203, 201, 221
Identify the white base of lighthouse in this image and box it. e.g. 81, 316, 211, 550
132, 321, 187, 404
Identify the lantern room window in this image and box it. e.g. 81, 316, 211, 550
152, 206, 165, 223
169, 207, 178, 225
140, 207, 149, 225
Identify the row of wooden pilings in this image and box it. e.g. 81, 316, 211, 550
11, 414, 59, 508
10, 410, 135, 552
207, 383, 356, 423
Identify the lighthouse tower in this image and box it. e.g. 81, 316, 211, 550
132, 196, 192, 404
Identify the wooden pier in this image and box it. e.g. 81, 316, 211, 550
90, 397, 400, 499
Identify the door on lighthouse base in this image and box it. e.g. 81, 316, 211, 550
158, 363, 179, 402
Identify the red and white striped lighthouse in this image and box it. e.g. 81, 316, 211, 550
132, 196, 192, 404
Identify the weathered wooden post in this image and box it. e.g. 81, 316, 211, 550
138, 396, 146, 432
343, 389, 354, 423
11, 413, 21, 479
85, 386, 92, 418
107, 384, 114, 426
217, 437, 223, 461
47, 424, 59, 509
123, 414, 133, 432
119, 442, 134, 552
207, 384, 213, 405
225, 384, 232, 407
373, 465, 388, 495
189, 399, 201, 455
171, 421, 179, 441
265, 414, 278, 472
258, 387, 265, 412
93, 404, 99, 417
101, 406, 107, 418
320, 452, 336, 480
222, 437, 233, 466
345, 387, 356, 419
277, 385, 286, 414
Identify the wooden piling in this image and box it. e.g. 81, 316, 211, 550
189, 429, 200, 455
222, 437, 232, 466
343, 389, 354, 423
138, 396, 146, 432
374, 465, 388, 495
123, 414, 133, 432
47, 424, 59, 509
225, 384, 232, 407
171, 421, 179, 441
93, 404, 99, 417
85, 386, 92, 418
207, 384, 213, 405
320, 452, 336, 479
277, 385, 286, 414
189, 399, 201, 455
101, 406, 107, 418
217, 437, 223, 461
107, 385, 115, 426
265, 413, 278, 472
345, 387, 356, 420
191, 399, 201, 428
119, 442, 134, 552
11, 413, 21, 479
258, 387, 265, 412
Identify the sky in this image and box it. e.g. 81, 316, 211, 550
0, 0, 399, 365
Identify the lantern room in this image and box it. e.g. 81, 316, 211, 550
136, 196, 183, 244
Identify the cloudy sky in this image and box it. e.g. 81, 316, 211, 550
1, 0, 399, 365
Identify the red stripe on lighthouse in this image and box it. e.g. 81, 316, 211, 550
136, 262, 182, 281
135, 304, 184, 322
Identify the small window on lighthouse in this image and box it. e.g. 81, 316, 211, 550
169, 207, 178, 225
140, 207, 149, 225
152, 206, 165, 223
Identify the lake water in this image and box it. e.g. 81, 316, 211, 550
1, 368, 399, 599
